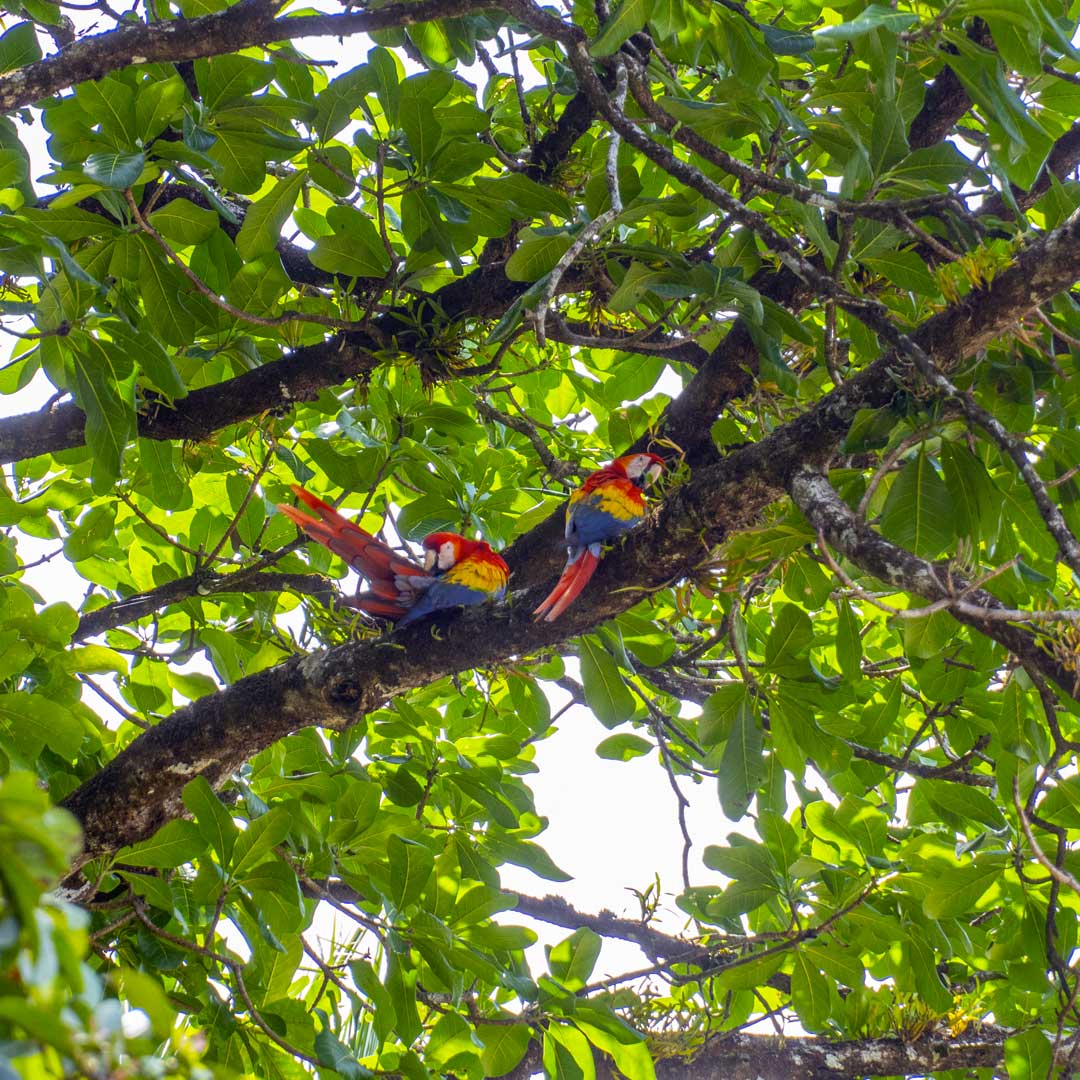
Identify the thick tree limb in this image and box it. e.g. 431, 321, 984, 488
504, 207, 1080, 594
0, 259, 542, 465
513, 892, 703, 964
0, 0, 499, 115
509, 1021, 1024, 1078
907, 20, 994, 151
74, 570, 335, 642
647, 1024, 1012, 1080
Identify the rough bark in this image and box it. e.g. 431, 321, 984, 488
648, 1024, 1011, 1080
0, 0, 498, 114
790, 467, 1080, 697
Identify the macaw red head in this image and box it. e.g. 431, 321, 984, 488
421, 532, 509, 576
612, 453, 665, 489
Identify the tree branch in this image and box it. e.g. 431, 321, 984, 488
790, 466, 1080, 697
0, 0, 499, 114
649, 1024, 1013, 1080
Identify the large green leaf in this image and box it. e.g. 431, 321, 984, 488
70, 332, 136, 492
236, 169, 306, 260
309, 204, 391, 278
578, 636, 636, 729
879, 451, 953, 558
592, 0, 654, 56
83, 151, 146, 189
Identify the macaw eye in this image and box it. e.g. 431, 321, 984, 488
423, 549, 437, 571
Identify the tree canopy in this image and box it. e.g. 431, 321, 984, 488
2, 0, 1080, 1075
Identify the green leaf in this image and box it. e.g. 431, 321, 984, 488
116, 819, 207, 868
478, 1023, 531, 1078
919, 779, 1006, 830
922, 856, 1008, 918
592, 0, 654, 56
760, 24, 814, 55
718, 701, 764, 821
764, 603, 813, 666
841, 406, 899, 453
941, 440, 1000, 543
862, 249, 939, 296
394, 493, 459, 541
595, 733, 653, 761
315, 1025, 373, 1079
84, 151, 146, 190
791, 950, 831, 1031
484, 837, 572, 882
702, 840, 775, 889
182, 776, 237, 867
474, 174, 574, 220
549, 927, 602, 990
835, 599, 862, 681
579, 636, 636, 729
0, 23, 40, 75
399, 92, 440, 167
231, 807, 292, 878
369, 45, 401, 123
387, 835, 435, 909
885, 143, 975, 190
70, 333, 136, 493
138, 243, 198, 346
869, 98, 908, 177
814, 4, 918, 42
575, 1015, 654, 1080
136, 74, 187, 144
1004, 1029, 1053, 1080
904, 932, 952, 1012
544, 1024, 595, 1080
309, 204, 391, 278
236, 169, 306, 260
879, 451, 953, 558
197, 55, 273, 110
64, 504, 116, 562
350, 960, 397, 1046
699, 682, 749, 746
1037, 775, 1080, 827
315, 63, 374, 141
0, 1000, 75, 1056
148, 198, 219, 247
505, 228, 573, 282
0, 693, 83, 760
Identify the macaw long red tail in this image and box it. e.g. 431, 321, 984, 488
277, 486, 430, 620
533, 545, 602, 622
279, 486, 423, 584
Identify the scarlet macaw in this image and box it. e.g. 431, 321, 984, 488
534, 453, 664, 622
278, 486, 509, 625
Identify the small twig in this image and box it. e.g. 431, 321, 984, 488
1014, 777, 1080, 897
125, 189, 379, 334
78, 674, 149, 730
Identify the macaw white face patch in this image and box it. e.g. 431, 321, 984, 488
625, 455, 662, 487
437, 540, 458, 570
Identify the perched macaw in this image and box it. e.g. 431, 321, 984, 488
278, 486, 509, 625
534, 453, 665, 622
